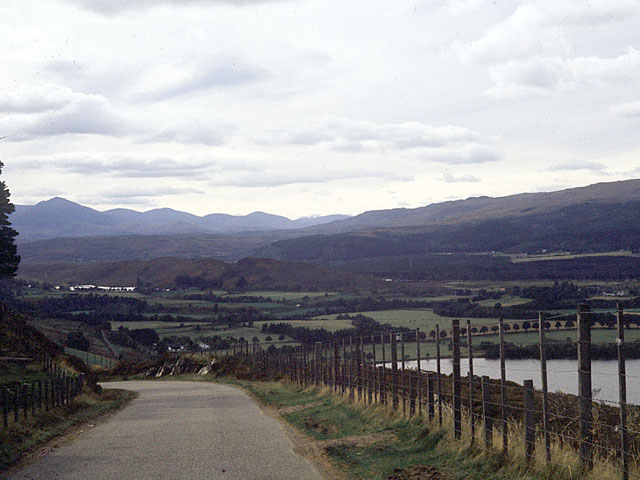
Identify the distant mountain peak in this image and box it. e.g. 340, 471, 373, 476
11, 197, 349, 242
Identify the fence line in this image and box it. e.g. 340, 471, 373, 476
1, 311, 85, 431
236, 303, 640, 479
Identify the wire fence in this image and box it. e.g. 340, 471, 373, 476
234, 303, 640, 480
1, 311, 86, 431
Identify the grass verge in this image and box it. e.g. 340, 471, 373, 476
0, 388, 136, 474
219, 378, 622, 480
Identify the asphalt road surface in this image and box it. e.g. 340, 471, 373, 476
8, 381, 324, 480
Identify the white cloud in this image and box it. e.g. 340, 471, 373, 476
451, 4, 568, 64
272, 117, 490, 153
454, 1, 639, 64
453, 0, 640, 97
64, 0, 285, 14
610, 100, 640, 117
548, 161, 607, 172
485, 48, 640, 97
141, 123, 230, 146
441, 172, 480, 183
421, 144, 502, 164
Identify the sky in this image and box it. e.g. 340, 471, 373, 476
1, 0, 640, 219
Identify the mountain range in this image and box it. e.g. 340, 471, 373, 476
11, 197, 349, 242
15, 178, 640, 283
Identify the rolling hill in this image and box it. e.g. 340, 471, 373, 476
18, 257, 385, 291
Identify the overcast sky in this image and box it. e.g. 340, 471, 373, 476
2, 0, 640, 218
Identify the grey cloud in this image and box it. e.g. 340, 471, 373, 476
132, 62, 266, 103
45, 59, 134, 98
209, 169, 413, 188
441, 172, 480, 183
7, 95, 131, 141
548, 161, 607, 172
19, 153, 215, 179
0, 84, 74, 113
142, 125, 228, 146
98, 186, 206, 198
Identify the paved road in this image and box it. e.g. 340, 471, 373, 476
8, 381, 324, 480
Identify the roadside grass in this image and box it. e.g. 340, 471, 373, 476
227, 379, 627, 480
229, 380, 559, 480
0, 388, 136, 472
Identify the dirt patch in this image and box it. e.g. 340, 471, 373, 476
319, 431, 397, 448
387, 464, 457, 480
278, 401, 324, 414
303, 417, 341, 435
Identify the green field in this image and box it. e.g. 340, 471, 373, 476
510, 250, 638, 263
111, 321, 211, 330
312, 309, 499, 333
65, 347, 117, 367
475, 296, 533, 307
225, 291, 337, 301
255, 318, 353, 332
478, 327, 640, 346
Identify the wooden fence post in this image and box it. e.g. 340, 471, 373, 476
372, 335, 378, 404
436, 324, 443, 426
349, 337, 355, 401
482, 375, 492, 450
578, 304, 593, 471
391, 332, 399, 410
427, 372, 435, 421
416, 328, 422, 416
342, 339, 347, 395
524, 379, 535, 463
356, 336, 363, 402
14, 387, 19, 422
539, 312, 551, 464
2, 388, 8, 428
401, 333, 406, 416
467, 319, 475, 445
315, 342, 322, 387
617, 304, 629, 480
498, 315, 508, 454
452, 319, 461, 440
22, 383, 28, 419
381, 333, 387, 406
333, 341, 340, 393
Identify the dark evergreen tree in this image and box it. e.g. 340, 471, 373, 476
0, 161, 19, 278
